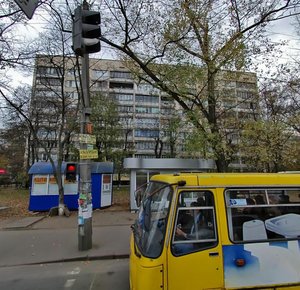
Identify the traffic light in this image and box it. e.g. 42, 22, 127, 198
72, 6, 101, 56
65, 163, 77, 182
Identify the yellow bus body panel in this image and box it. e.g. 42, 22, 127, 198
130, 173, 300, 290
150, 172, 300, 188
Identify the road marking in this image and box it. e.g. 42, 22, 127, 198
64, 279, 76, 288
67, 267, 81, 275
89, 273, 97, 290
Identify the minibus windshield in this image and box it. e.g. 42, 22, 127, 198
132, 181, 173, 258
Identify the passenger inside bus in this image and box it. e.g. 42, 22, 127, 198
227, 189, 300, 242
173, 196, 216, 255
175, 201, 205, 240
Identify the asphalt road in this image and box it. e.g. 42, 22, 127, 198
0, 259, 130, 290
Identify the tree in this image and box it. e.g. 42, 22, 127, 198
0, 2, 40, 70
26, 1, 82, 214
99, 0, 300, 171
0, 89, 29, 186
0, 2, 81, 215
91, 92, 134, 184
160, 113, 182, 158
91, 92, 122, 161
240, 82, 299, 172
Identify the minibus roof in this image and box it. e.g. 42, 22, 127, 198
150, 172, 300, 187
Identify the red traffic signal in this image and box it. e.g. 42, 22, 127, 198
67, 164, 76, 172
65, 163, 77, 182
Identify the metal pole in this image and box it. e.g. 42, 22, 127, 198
78, 46, 93, 251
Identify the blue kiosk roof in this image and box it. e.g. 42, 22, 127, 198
28, 162, 114, 174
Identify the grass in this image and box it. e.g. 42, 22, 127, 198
0, 187, 30, 218
112, 186, 131, 209
0, 186, 130, 218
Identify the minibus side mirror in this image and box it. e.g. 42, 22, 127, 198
134, 183, 148, 208
135, 191, 142, 207
144, 197, 152, 232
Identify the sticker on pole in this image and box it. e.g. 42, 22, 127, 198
79, 149, 98, 159
75, 134, 96, 144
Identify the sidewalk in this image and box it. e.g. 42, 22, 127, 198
0, 210, 137, 267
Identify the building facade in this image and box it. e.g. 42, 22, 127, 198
29, 56, 258, 170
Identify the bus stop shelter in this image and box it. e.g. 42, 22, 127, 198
123, 158, 216, 211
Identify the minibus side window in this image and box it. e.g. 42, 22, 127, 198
171, 191, 217, 256
226, 188, 300, 242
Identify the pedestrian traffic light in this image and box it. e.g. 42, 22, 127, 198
72, 6, 101, 56
65, 163, 77, 182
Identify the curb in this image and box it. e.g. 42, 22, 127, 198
2, 216, 46, 230
0, 254, 130, 268
0, 206, 10, 211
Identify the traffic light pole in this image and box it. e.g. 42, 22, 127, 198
78, 53, 93, 251
72, 1, 100, 251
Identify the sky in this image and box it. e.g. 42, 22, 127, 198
267, 17, 300, 64
6, 5, 300, 89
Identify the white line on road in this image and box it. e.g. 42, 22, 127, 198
67, 267, 81, 275
89, 273, 97, 290
64, 279, 76, 288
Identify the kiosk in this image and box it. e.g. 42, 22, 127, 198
28, 162, 113, 211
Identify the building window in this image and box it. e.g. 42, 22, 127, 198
67, 68, 79, 77
137, 83, 159, 93
237, 101, 252, 110
92, 70, 109, 79
223, 99, 236, 108
34, 89, 55, 98
111, 93, 134, 102
135, 141, 156, 150
135, 130, 159, 138
224, 81, 236, 88
161, 96, 173, 107
93, 81, 108, 89
236, 82, 256, 90
109, 82, 134, 90
110, 71, 133, 79
161, 108, 172, 115
37, 66, 59, 76
66, 80, 77, 88
135, 106, 160, 114
69, 91, 78, 100
237, 91, 255, 100
136, 118, 159, 128
135, 94, 159, 103
36, 77, 61, 86
118, 106, 134, 113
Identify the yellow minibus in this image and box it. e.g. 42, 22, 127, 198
129, 173, 300, 290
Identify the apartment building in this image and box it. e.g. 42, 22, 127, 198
29, 56, 258, 169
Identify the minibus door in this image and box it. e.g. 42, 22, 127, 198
167, 190, 223, 290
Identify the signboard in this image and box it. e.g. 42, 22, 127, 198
14, 0, 38, 19
32, 175, 48, 195
48, 175, 59, 195
101, 174, 112, 207
79, 149, 98, 159
75, 134, 96, 144
34, 176, 47, 184
49, 176, 57, 184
